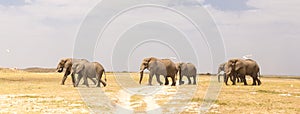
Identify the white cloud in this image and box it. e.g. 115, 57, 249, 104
24, 0, 32, 4
204, 0, 300, 75
0, 0, 299, 75
0, 0, 100, 68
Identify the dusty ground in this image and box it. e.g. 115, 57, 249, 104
0, 69, 299, 113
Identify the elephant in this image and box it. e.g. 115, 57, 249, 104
56, 58, 97, 86
72, 61, 107, 87
217, 62, 227, 83
139, 57, 178, 86
217, 62, 244, 83
225, 58, 261, 86
176, 63, 197, 85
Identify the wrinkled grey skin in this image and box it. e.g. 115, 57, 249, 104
56, 58, 97, 86
72, 61, 107, 87
176, 63, 197, 85
225, 58, 261, 86
139, 57, 178, 86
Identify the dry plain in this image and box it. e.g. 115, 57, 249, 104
0, 68, 299, 113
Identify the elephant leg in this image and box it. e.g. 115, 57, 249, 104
71, 72, 76, 87
223, 73, 226, 83
82, 80, 87, 85
82, 77, 97, 85
240, 76, 244, 83
192, 75, 196, 85
252, 78, 256, 85
148, 72, 154, 86
252, 74, 261, 86
83, 75, 89, 87
98, 79, 107, 87
257, 78, 262, 86
61, 70, 71, 85
155, 74, 163, 85
179, 74, 184, 85
75, 73, 83, 87
237, 77, 240, 83
61, 75, 68, 85
91, 78, 97, 85
242, 75, 248, 85
187, 76, 192, 84
230, 75, 236, 85
171, 76, 176, 86
81, 77, 88, 85
97, 72, 106, 87
165, 76, 169, 85
254, 74, 261, 85
250, 74, 257, 85
232, 76, 236, 85
225, 75, 229, 85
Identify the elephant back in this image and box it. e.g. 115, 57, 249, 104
160, 59, 177, 76
244, 59, 260, 73
92, 62, 105, 72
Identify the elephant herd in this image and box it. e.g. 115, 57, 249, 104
217, 58, 262, 86
56, 58, 106, 87
56, 57, 261, 88
139, 57, 197, 86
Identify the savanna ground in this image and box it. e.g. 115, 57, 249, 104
0, 68, 299, 113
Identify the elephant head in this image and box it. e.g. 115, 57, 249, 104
176, 63, 184, 71
225, 58, 243, 76
217, 62, 227, 82
176, 62, 184, 77
139, 57, 152, 84
56, 58, 72, 73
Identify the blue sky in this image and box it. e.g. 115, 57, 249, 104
0, 0, 299, 75
0, 0, 25, 6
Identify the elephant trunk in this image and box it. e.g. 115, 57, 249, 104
139, 70, 144, 84
57, 67, 63, 73
217, 68, 221, 82
217, 74, 221, 82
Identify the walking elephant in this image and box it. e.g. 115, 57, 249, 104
72, 61, 107, 87
139, 57, 178, 86
56, 58, 97, 86
176, 63, 197, 85
217, 62, 227, 83
217, 62, 244, 83
225, 58, 261, 86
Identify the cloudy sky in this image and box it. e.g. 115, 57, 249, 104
0, 0, 299, 75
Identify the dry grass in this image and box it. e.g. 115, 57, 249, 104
0, 70, 299, 113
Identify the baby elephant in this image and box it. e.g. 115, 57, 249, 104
176, 63, 197, 85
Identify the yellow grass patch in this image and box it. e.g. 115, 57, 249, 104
0, 70, 299, 113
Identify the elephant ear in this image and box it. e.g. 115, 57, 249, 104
148, 61, 156, 70
177, 63, 183, 70
75, 64, 84, 74
64, 59, 72, 69
141, 58, 149, 65
144, 57, 150, 61
234, 60, 243, 71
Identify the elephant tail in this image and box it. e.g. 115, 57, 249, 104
258, 71, 261, 79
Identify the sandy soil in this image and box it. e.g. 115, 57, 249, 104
0, 70, 299, 113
